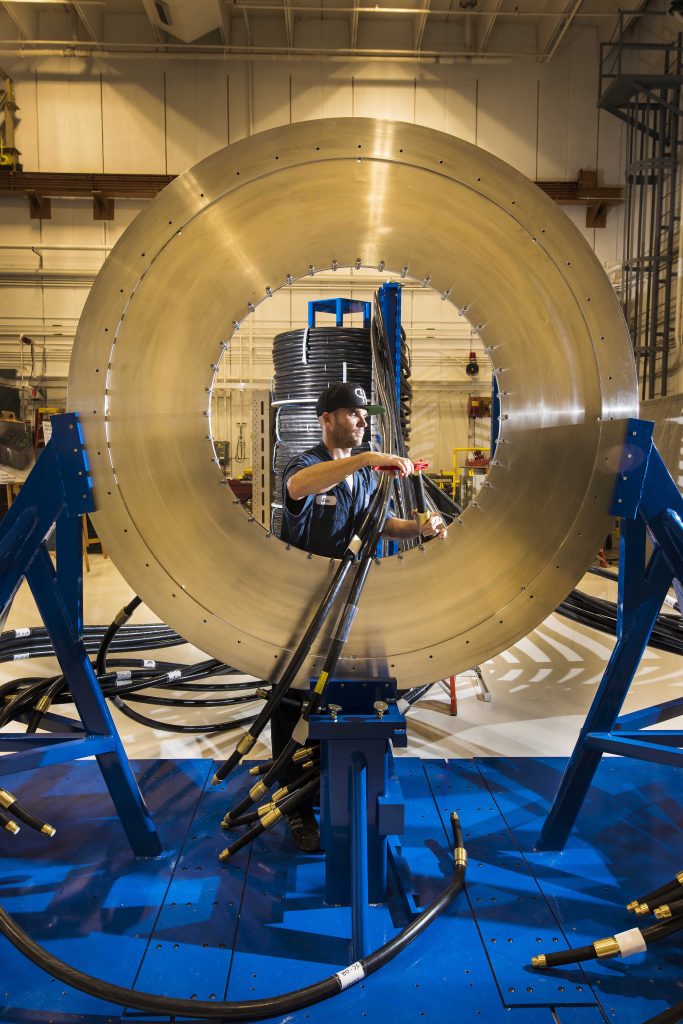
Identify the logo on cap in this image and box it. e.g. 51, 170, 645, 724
354, 386, 368, 403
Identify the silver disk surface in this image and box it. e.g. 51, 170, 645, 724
68, 118, 638, 689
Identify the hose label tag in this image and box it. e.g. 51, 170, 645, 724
13, 652, 29, 660
614, 928, 647, 957
347, 534, 362, 555
168, 669, 182, 681
14, 628, 30, 638
115, 671, 132, 682
292, 717, 309, 746
336, 961, 365, 990
143, 659, 156, 668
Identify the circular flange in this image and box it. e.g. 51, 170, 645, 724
68, 118, 638, 688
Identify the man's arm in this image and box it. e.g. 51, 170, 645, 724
382, 512, 447, 541
287, 451, 413, 500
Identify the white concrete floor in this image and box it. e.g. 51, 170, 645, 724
2, 553, 682, 764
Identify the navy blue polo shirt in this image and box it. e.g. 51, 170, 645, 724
280, 442, 378, 558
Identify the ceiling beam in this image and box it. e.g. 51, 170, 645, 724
1, 2, 38, 39
71, 2, 103, 41
479, 0, 502, 54
540, 0, 584, 62
413, 0, 430, 52
283, 0, 293, 49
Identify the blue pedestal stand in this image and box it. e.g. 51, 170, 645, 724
538, 417, 683, 850
0, 412, 161, 857
309, 679, 408, 959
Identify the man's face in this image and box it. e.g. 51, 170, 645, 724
324, 407, 368, 448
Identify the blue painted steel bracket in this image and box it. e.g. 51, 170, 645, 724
538, 417, 683, 850
308, 297, 371, 328
310, 679, 407, 906
0, 411, 161, 857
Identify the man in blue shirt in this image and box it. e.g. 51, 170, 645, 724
276, 382, 446, 851
281, 382, 446, 553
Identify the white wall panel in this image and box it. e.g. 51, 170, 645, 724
537, 59, 568, 179
321, 66, 354, 119
476, 66, 537, 179
252, 65, 291, 133
351, 65, 416, 122
443, 67, 478, 145
290, 67, 324, 124
165, 66, 229, 174
565, 27, 600, 176
35, 64, 103, 173
102, 66, 166, 172
227, 64, 252, 142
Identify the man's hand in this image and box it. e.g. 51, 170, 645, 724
416, 511, 448, 540
369, 452, 414, 477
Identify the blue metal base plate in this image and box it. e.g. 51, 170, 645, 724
0, 756, 680, 1023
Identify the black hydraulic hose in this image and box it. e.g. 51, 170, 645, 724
122, 693, 259, 709
212, 548, 357, 784
222, 476, 391, 826
0, 809, 20, 835
423, 473, 461, 518
213, 471, 392, 787
642, 1002, 683, 1024
631, 872, 683, 912
0, 812, 466, 1020
219, 774, 321, 860
0, 786, 55, 837
532, 916, 683, 969
95, 595, 142, 676
26, 675, 66, 733
225, 765, 321, 830
110, 697, 259, 735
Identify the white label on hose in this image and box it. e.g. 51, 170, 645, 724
347, 534, 362, 555
14, 628, 30, 638
614, 928, 647, 957
115, 671, 132, 682
143, 659, 156, 669
13, 652, 29, 660
335, 962, 365, 990
167, 669, 182, 681
292, 717, 309, 746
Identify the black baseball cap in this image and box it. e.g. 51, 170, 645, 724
316, 382, 385, 417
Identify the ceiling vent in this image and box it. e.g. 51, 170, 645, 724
142, 0, 222, 42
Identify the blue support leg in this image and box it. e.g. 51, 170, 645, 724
350, 754, 370, 960
25, 545, 162, 856
538, 418, 683, 851
0, 412, 162, 858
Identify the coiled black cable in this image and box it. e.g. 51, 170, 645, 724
272, 325, 373, 532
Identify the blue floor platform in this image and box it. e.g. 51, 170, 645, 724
0, 756, 680, 1023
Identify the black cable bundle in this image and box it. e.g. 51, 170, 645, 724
271, 326, 373, 535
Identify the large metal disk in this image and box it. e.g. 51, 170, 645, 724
68, 118, 638, 689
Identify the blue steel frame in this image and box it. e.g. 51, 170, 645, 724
0, 412, 161, 856
309, 679, 407, 959
377, 283, 403, 558
308, 297, 372, 328
538, 417, 683, 850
